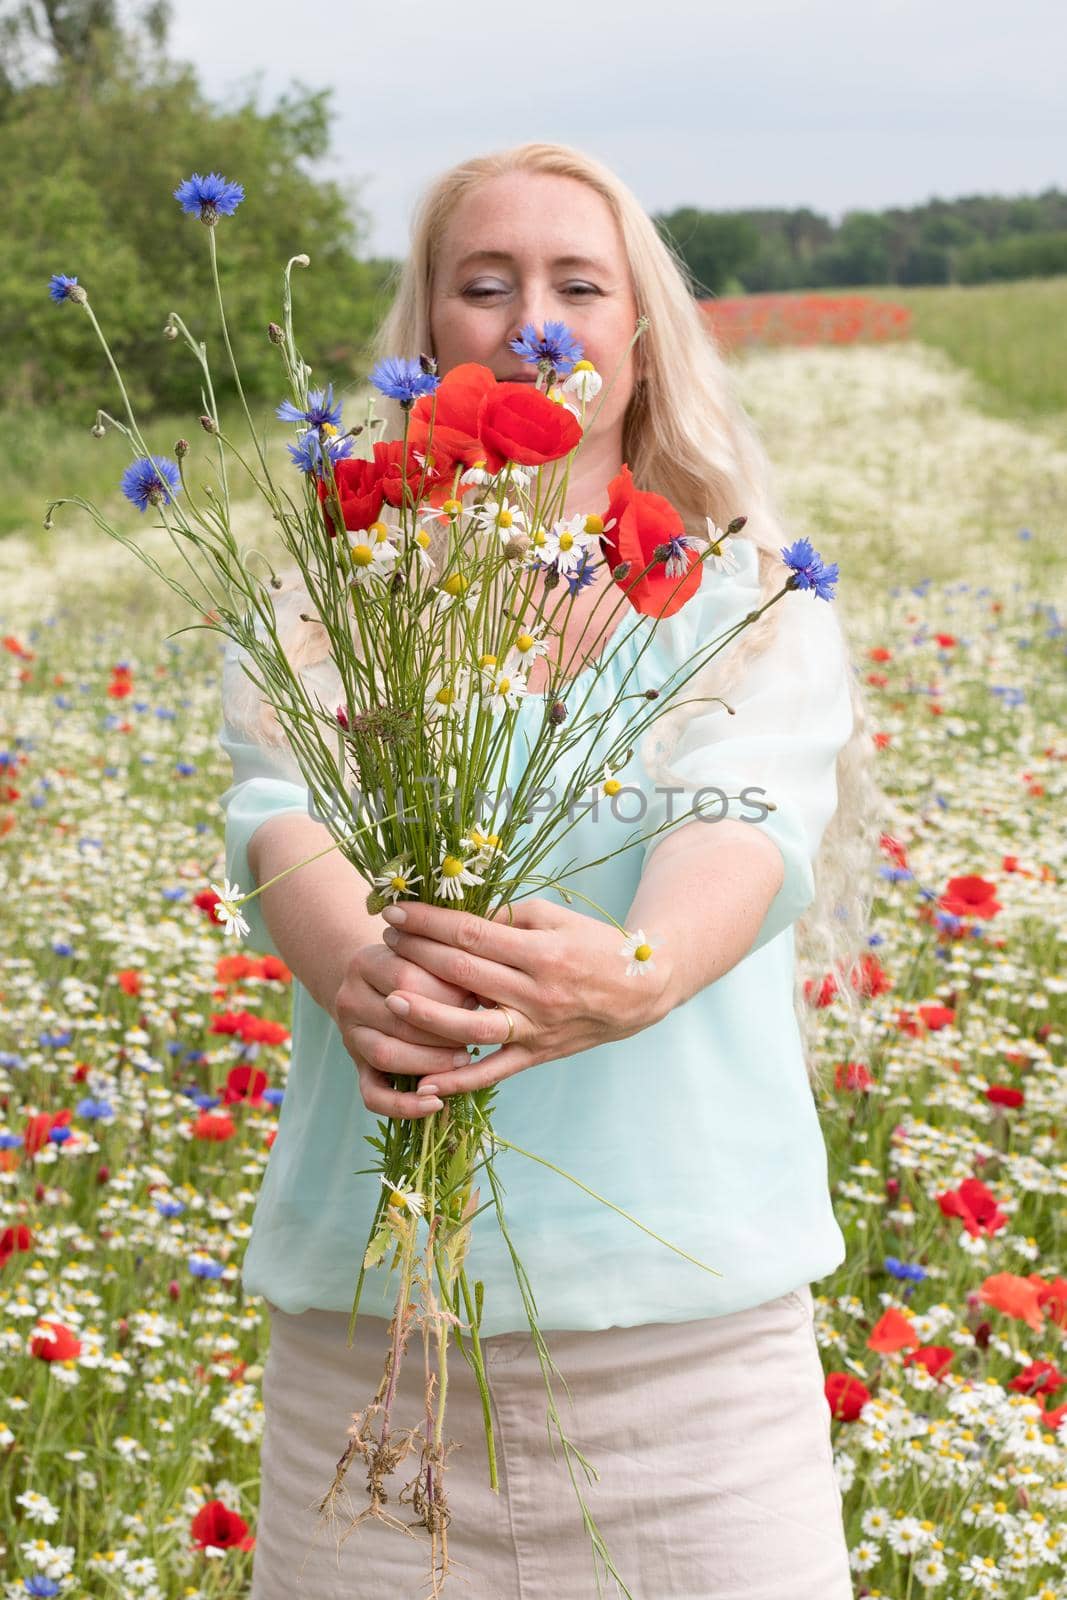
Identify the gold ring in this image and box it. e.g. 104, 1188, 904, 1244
499, 1006, 515, 1045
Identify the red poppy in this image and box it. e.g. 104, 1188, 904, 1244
223, 1066, 269, 1105
824, 1372, 871, 1422
477, 383, 582, 468
804, 972, 839, 1008
934, 633, 957, 648
1008, 1359, 1064, 1398
192, 1112, 236, 1142
1031, 1274, 1067, 1329
980, 1273, 1045, 1333
0, 1224, 32, 1270
601, 464, 703, 619
408, 362, 502, 470
938, 875, 1001, 920
30, 1319, 83, 1361
985, 1085, 1024, 1110
867, 1307, 919, 1353
937, 1176, 1007, 1238
193, 888, 222, 923
318, 455, 385, 535
903, 1345, 955, 1380
24, 1108, 73, 1157
917, 1003, 955, 1031
872, 732, 892, 749
372, 437, 452, 510
116, 969, 142, 996
190, 1499, 255, 1552
834, 1061, 874, 1092
258, 955, 292, 983
850, 953, 893, 998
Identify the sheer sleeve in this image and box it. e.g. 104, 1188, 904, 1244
639, 540, 854, 954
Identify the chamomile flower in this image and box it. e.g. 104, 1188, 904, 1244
482, 664, 529, 716
371, 860, 423, 903
434, 573, 481, 612
471, 497, 528, 542
434, 850, 485, 902
345, 523, 398, 585
601, 762, 624, 798
405, 523, 436, 572
562, 360, 603, 402
703, 518, 740, 575
541, 516, 595, 576
460, 826, 509, 870
208, 880, 250, 941
619, 928, 658, 977
503, 622, 549, 667
379, 1173, 427, 1217
459, 458, 493, 489
424, 667, 471, 722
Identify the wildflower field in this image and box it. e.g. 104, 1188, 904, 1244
1, 335, 1065, 1598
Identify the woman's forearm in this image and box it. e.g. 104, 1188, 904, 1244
626, 819, 786, 1012
247, 814, 385, 1019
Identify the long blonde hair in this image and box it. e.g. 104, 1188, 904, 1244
363, 140, 884, 1091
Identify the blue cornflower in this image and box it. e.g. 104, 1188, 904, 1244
120, 456, 181, 514
24, 1578, 61, 1598
878, 866, 913, 883
286, 430, 355, 477
173, 171, 245, 223
562, 551, 599, 596
175, 762, 196, 776
509, 320, 583, 374
192, 1092, 220, 1111
1018, 526, 1033, 541
49, 1125, 73, 1145
991, 685, 1025, 708
369, 357, 440, 407
48, 273, 86, 305
162, 886, 186, 902
884, 1256, 927, 1282
262, 1087, 285, 1106
52, 940, 74, 956
780, 537, 839, 601
77, 1097, 114, 1120
189, 1256, 226, 1279
39, 1030, 73, 1048
155, 1197, 185, 1218
277, 384, 343, 430
0, 1131, 24, 1147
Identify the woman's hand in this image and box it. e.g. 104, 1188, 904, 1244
376, 897, 672, 1097
333, 942, 480, 1119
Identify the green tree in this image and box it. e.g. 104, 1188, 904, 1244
653, 207, 762, 295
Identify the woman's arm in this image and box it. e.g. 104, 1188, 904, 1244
624, 816, 786, 1010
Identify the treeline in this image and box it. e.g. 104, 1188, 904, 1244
0, 1, 395, 419
653, 192, 1067, 296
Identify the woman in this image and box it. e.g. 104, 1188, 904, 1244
221, 141, 879, 1598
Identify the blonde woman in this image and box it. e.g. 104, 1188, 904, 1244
223, 142, 880, 1598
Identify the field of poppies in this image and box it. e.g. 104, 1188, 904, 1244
1, 334, 1065, 1598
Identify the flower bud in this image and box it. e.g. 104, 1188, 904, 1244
542, 568, 560, 591
90, 421, 107, 439
292, 253, 310, 268
418, 352, 438, 375
652, 542, 671, 565
174, 439, 189, 459
726, 515, 748, 536
162, 322, 178, 342
502, 533, 531, 560
347, 424, 364, 438
390, 571, 405, 594
199, 414, 219, 434
365, 888, 390, 916
644, 688, 659, 700
268, 322, 284, 345
612, 562, 631, 581
548, 699, 568, 725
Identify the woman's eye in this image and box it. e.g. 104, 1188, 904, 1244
565, 284, 599, 296
464, 285, 505, 299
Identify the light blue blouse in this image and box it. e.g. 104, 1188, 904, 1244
217, 539, 853, 1333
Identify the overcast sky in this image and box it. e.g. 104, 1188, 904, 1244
168, 0, 1065, 258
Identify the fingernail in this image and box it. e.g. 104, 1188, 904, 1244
385, 994, 409, 1017
452, 1050, 470, 1066
417, 1082, 440, 1097
381, 905, 407, 925
381, 927, 400, 948
422, 1099, 444, 1113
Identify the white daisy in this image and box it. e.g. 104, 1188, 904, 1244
371, 859, 423, 903
503, 622, 550, 668
380, 1173, 428, 1218
434, 849, 485, 902
458, 458, 493, 489
482, 664, 528, 716
702, 518, 740, 575
424, 665, 471, 722
460, 826, 509, 870
541, 516, 595, 576
471, 497, 528, 543
562, 361, 603, 402
619, 928, 658, 977
208, 879, 251, 941
601, 762, 624, 799
405, 523, 436, 572
345, 521, 399, 585
434, 572, 481, 612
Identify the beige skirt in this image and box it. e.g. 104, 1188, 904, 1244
250, 1284, 853, 1600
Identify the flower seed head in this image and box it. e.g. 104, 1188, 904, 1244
199, 414, 219, 434
268, 322, 284, 345
174, 439, 189, 458
726, 514, 748, 535
612, 561, 631, 581
548, 699, 568, 726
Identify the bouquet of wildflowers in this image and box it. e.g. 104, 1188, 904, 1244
46, 170, 841, 1597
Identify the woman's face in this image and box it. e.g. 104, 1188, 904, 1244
428, 171, 639, 441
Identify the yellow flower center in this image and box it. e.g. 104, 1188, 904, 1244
442, 498, 462, 517
367, 520, 389, 540
583, 514, 604, 535
387, 1190, 407, 1209
440, 855, 464, 878
547, 386, 565, 403
633, 943, 653, 963
498, 509, 513, 527
710, 539, 724, 556
415, 528, 430, 548
530, 527, 548, 547
558, 530, 574, 550
603, 779, 621, 796
389, 876, 408, 892
496, 677, 511, 695
572, 359, 594, 372
350, 543, 373, 567
471, 458, 487, 471
516, 632, 535, 652
479, 653, 497, 669
442, 573, 469, 596
435, 686, 456, 706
